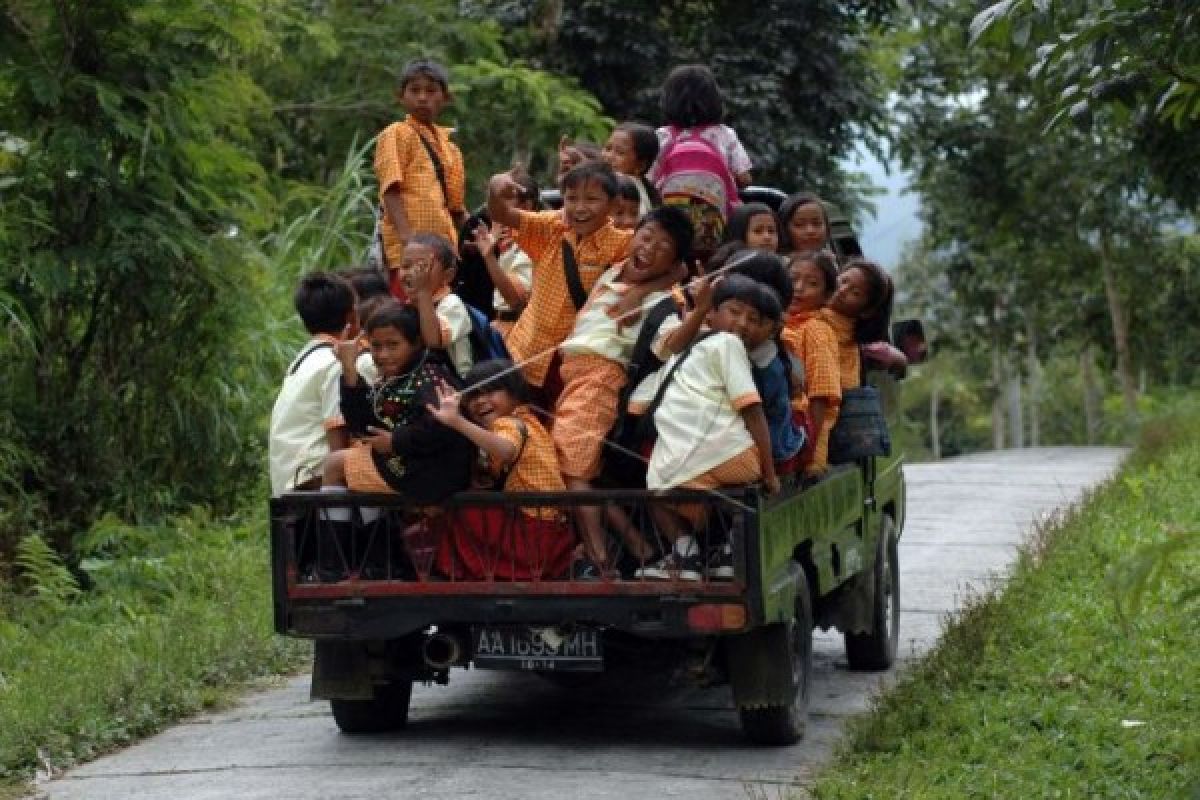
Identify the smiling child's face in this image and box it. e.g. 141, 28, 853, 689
466, 388, 518, 430
603, 130, 642, 176
612, 196, 640, 231
369, 323, 420, 378
624, 220, 678, 284
396, 242, 447, 295
707, 297, 763, 343
561, 177, 614, 238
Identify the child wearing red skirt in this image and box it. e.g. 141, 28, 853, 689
428, 359, 574, 581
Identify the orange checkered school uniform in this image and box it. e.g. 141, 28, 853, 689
552, 261, 676, 481
374, 117, 466, 269
434, 406, 574, 581
782, 310, 842, 475
504, 210, 633, 387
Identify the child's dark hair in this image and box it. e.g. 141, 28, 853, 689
397, 58, 450, 92
365, 300, 422, 343
753, 283, 783, 323
637, 205, 694, 267
842, 258, 895, 344
616, 122, 660, 173
461, 359, 531, 406
408, 232, 458, 273
707, 241, 745, 272
789, 248, 839, 298
562, 160, 619, 198
294, 271, 355, 335
725, 249, 793, 310
660, 65, 724, 128
511, 166, 542, 210
712, 273, 762, 312
616, 174, 641, 205
778, 192, 832, 252
723, 203, 777, 246
339, 267, 390, 303
357, 295, 392, 330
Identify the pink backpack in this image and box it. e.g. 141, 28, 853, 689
655, 126, 741, 253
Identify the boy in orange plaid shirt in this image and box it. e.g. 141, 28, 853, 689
375, 59, 467, 298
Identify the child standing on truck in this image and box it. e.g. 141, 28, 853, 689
322, 303, 473, 504
374, 59, 467, 297
612, 175, 643, 231
649, 65, 752, 259
470, 171, 538, 339
553, 206, 694, 575
397, 233, 475, 380
485, 160, 634, 393
268, 272, 356, 496
428, 359, 575, 581
631, 275, 778, 581
781, 250, 841, 477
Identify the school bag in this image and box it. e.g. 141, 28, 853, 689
655, 126, 741, 256
463, 301, 510, 366
602, 300, 717, 488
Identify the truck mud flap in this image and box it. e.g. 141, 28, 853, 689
311, 641, 373, 701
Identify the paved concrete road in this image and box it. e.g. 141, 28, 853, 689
39, 447, 1126, 800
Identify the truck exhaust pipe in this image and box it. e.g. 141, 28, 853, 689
422, 631, 463, 669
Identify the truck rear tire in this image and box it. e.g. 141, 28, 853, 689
844, 514, 900, 670
330, 680, 413, 734
735, 570, 813, 746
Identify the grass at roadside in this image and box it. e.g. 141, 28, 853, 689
812, 407, 1200, 799
0, 508, 307, 791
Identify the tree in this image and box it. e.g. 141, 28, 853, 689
464, 0, 897, 213
1, 0, 280, 550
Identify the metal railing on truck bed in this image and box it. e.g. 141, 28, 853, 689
270, 488, 765, 638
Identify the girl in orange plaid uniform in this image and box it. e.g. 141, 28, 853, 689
428, 360, 574, 581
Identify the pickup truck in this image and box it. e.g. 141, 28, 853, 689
268, 191, 920, 745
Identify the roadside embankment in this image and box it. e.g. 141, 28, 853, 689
811, 409, 1200, 798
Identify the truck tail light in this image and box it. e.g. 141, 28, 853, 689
687, 603, 747, 632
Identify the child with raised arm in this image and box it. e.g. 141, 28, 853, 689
269, 272, 357, 496
485, 160, 633, 392
322, 303, 473, 504
428, 360, 575, 581
470, 170, 538, 338
374, 59, 467, 297
397, 233, 474, 379
552, 206, 694, 576
630, 273, 779, 581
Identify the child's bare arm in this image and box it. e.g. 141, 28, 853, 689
740, 403, 780, 494
326, 426, 349, 452
475, 224, 527, 311
409, 259, 446, 349
382, 188, 411, 243
425, 382, 518, 467
608, 261, 688, 325
486, 172, 525, 230
661, 266, 716, 354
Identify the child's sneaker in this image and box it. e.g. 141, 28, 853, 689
634, 551, 703, 581
708, 543, 735, 580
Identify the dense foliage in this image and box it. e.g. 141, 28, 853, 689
886, 0, 1199, 455
463, 0, 897, 211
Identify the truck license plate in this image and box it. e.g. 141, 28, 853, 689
471, 625, 603, 672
